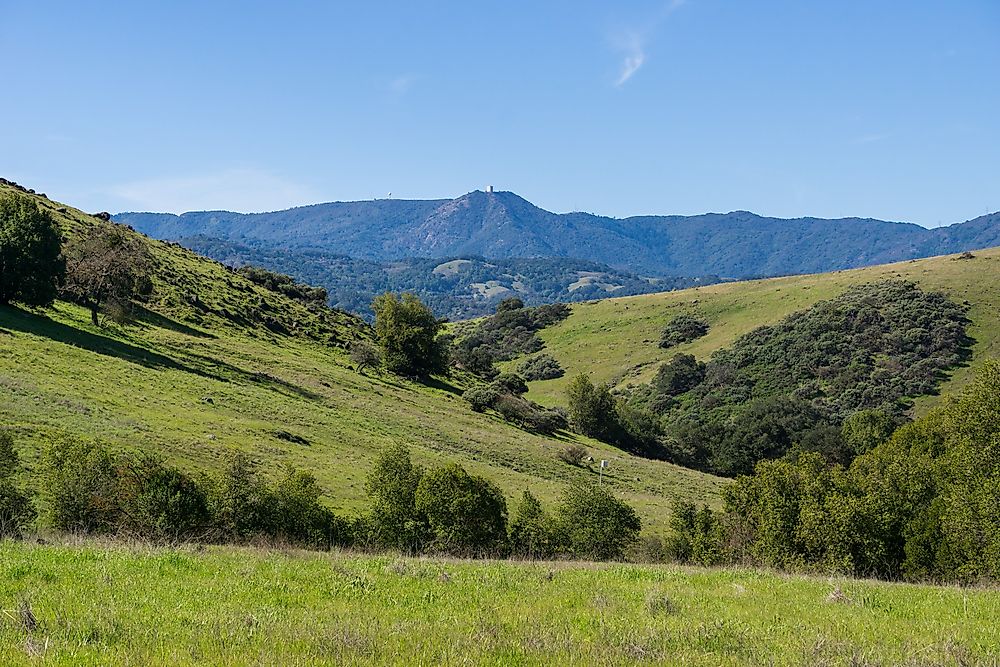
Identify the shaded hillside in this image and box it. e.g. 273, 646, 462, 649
116, 190, 1000, 279
0, 182, 724, 528
178, 235, 718, 319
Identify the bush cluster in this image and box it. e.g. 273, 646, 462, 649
518, 353, 565, 381
659, 314, 709, 348
452, 300, 570, 378
1, 436, 639, 562
364, 444, 641, 560
33, 440, 348, 547
463, 373, 567, 433
663, 360, 1000, 582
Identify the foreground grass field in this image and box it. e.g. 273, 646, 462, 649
0, 183, 723, 530
0, 541, 997, 666
520, 247, 1000, 409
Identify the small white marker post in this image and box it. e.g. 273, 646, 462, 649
599, 459, 607, 485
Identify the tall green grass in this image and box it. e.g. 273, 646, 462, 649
0, 540, 997, 666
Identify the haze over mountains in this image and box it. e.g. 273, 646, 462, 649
115, 190, 1000, 318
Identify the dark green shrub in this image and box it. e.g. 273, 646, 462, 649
496, 297, 524, 312
493, 372, 528, 396
463, 385, 501, 412
415, 463, 507, 556
518, 353, 564, 381
39, 439, 121, 533
119, 455, 210, 541
653, 354, 705, 397
207, 453, 276, 539
451, 344, 498, 378
508, 490, 556, 558
554, 481, 641, 560
0, 193, 65, 306
364, 443, 427, 551
660, 315, 709, 348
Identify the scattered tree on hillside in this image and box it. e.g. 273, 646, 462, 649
372, 292, 447, 377
62, 224, 154, 325
0, 192, 65, 306
349, 340, 381, 374
565, 374, 616, 440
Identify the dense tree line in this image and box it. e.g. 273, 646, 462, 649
0, 434, 641, 561
665, 360, 1000, 583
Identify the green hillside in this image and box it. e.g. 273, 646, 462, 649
0, 183, 723, 529
518, 247, 1000, 410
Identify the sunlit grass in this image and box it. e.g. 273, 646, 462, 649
0, 540, 997, 666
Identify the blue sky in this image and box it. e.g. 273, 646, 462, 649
1, 1, 997, 226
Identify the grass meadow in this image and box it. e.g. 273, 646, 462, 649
1, 540, 998, 666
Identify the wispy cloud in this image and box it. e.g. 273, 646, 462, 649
852, 133, 890, 145
106, 168, 316, 214
615, 33, 646, 86
611, 0, 687, 87
387, 74, 418, 98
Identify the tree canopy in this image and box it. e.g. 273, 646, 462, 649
372, 292, 446, 376
0, 192, 64, 306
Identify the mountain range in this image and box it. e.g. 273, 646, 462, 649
114, 190, 1000, 318
116, 190, 1000, 277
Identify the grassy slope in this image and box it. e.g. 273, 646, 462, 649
1, 541, 998, 666
0, 183, 723, 528
520, 247, 1000, 409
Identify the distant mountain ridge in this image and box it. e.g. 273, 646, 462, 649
116, 191, 1000, 279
